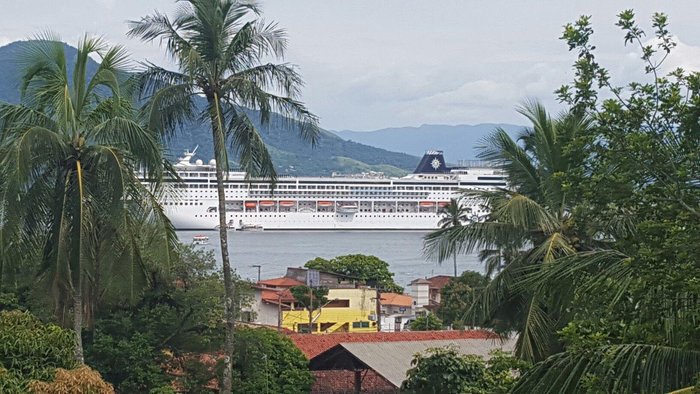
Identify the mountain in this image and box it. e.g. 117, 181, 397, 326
0, 41, 418, 176
334, 123, 523, 163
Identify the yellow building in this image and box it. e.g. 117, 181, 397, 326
282, 287, 378, 334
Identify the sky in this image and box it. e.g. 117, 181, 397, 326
1, 1, 698, 131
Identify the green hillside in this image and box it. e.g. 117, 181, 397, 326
0, 41, 419, 176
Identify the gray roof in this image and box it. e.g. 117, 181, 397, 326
339, 337, 517, 387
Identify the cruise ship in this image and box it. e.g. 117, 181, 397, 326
157, 149, 506, 230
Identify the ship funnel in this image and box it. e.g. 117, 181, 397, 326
413, 150, 449, 174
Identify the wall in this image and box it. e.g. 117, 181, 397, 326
282, 288, 378, 333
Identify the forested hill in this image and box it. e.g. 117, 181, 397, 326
0, 41, 418, 176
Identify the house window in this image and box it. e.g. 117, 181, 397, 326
352, 321, 370, 328
325, 299, 350, 308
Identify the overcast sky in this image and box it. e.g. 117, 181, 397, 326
2, 1, 698, 130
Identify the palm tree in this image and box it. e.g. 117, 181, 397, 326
127, 1, 319, 390
430, 198, 471, 277
0, 36, 175, 363
424, 101, 594, 362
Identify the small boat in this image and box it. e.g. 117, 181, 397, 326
237, 222, 264, 232
337, 204, 358, 214
259, 200, 275, 207
244, 201, 257, 209
192, 234, 209, 245
437, 201, 450, 208
318, 201, 333, 207
279, 201, 296, 207
419, 201, 436, 207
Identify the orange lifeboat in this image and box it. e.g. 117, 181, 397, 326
317, 201, 333, 207
279, 201, 296, 207
244, 201, 257, 209
438, 201, 450, 208
259, 201, 275, 207
419, 201, 436, 207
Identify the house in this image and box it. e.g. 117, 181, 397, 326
243, 267, 379, 334
379, 292, 414, 332
408, 275, 453, 314
289, 331, 515, 394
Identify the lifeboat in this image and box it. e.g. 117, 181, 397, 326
279, 201, 296, 207
244, 201, 257, 209
419, 201, 436, 207
259, 201, 275, 207
438, 201, 450, 208
337, 204, 358, 214
317, 201, 333, 207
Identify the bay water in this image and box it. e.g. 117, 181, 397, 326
177, 230, 483, 287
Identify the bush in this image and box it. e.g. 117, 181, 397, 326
409, 314, 443, 331
0, 310, 76, 387
28, 366, 114, 393
233, 327, 313, 394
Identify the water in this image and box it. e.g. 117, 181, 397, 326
177, 230, 483, 287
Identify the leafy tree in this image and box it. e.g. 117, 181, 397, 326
86, 243, 250, 392
289, 285, 328, 333
437, 271, 489, 328
409, 314, 443, 331
0, 36, 174, 363
430, 198, 472, 277
511, 10, 700, 393
27, 366, 114, 393
128, 1, 319, 389
401, 346, 530, 394
0, 310, 77, 392
305, 254, 403, 292
233, 327, 313, 394
424, 101, 594, 362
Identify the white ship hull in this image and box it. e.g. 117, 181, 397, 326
166, 204, 446, 230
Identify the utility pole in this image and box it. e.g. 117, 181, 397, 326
251, 264, 261, 283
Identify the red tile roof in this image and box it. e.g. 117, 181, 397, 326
380, 292, 413, 307
258, 277, 304, 288
289, 330, 498, 359
426, 275, 453, 290
260, 288, 295, 303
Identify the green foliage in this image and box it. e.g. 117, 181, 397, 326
0, 310, 77, 391
86, 243, 251, 392
437, 271, 489, 327
305, 254, 403, 292
409, 314, 443, 331
289, 285, 329, 312
401, 346, 530, 394
233, 327, 313, 394
512, 10, 700, 393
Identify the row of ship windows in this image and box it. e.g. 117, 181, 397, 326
176, 184, 463, 191
192, 214, 440, 218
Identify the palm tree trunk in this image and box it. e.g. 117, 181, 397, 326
209, 96, 235, 394
73, 292, 84, 363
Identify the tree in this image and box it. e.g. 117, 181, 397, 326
437, 271, 489, 328
511, 10, 700, 393
305, 254, 403, 293
409, 314, 443, 331
86, 243, 251, 392
424, 101, 594, 362
233, 327, 313, 393
429, 198, 471, 277
401, 346, 530, 394
289, 285, 328, 333
128, 2, 319, 390
0, 36, 174, 363
0, 310, 77, 392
